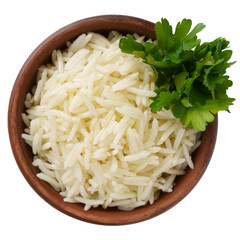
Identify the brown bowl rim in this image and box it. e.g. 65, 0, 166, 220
8, 14, 218, 225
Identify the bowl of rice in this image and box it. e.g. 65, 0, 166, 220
8, 15, 217, 225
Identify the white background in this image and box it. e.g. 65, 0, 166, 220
1, 0, 239, 239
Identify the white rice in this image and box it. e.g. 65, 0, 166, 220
22, 31, 201, 211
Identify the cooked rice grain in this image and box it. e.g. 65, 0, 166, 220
22, 31, 200, 211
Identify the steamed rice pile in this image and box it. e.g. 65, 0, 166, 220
22, 31, 201, 211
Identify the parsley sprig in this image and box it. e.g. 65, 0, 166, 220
119, 18, 235, 131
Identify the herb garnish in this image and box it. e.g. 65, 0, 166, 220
119, 18, 235, 131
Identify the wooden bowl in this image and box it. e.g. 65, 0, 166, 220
8, 15, 218, 225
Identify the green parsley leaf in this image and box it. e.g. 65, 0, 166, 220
119, 18, 235, 131
155, 19, 174, 54
119, 34, 145, 58
181, 97, 234, 131
150, 91, 179, 112
174, 71, 188, 93
181, 104, 215, 131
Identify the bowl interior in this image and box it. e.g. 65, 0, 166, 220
8, 15, 218, 225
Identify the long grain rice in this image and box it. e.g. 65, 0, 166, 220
22, 31, 200, 211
